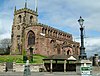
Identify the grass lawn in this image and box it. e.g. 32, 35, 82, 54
33, 54, 47, 64
0, 54, 47, 64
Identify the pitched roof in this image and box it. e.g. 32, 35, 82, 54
43, 54, 79, 61
67, 56, 76, 60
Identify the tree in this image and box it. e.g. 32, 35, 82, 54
0, 38, 11, 55
0, 38, 11, 48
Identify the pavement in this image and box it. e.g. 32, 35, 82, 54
0, 72, 100, 76
0, 72, 80, 76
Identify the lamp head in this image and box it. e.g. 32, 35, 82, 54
78, 16, 84, 26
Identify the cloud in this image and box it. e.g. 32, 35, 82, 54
0, 33, 11, 40
75, 37, 100, 57
0, 19, 2, 33
37, 0, 100, 33
1, 0, 100, 32
0, 13, 12, 36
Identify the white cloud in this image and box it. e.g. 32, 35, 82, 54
1, 0, 100, 32
0, 33, 11, 40
0, 15, 12, 35
0, 19, 2, 32
75, 37, 100, 57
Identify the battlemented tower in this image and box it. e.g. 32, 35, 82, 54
11, 3, 38, 54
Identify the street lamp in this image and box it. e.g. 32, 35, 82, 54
78, 16, 87, 59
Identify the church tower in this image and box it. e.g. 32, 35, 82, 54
11, 2, 38, 54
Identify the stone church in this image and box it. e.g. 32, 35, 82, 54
11, 3, 80, 56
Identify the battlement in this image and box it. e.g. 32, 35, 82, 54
14, 8, 38, 16
26, 22, 72, 37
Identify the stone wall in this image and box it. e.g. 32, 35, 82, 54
0, 63, 5, 72
0, 63, 44, 72
13, 63, 24, 72
30, 64, 44, 72
0, 62, 100, 73
14, 63, 44, 72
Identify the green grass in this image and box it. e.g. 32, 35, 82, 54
33, 54, 47, 63
0, 54, 47, 64
0, 55, 23, 63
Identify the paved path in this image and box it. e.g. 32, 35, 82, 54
0, 72, 99, 76
0, 72, 80, 76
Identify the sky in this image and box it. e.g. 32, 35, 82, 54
0, 0, 100, 57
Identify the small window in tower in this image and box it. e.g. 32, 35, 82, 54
73, 45, 75, 47
17, 25, 20, 30
18, 15, 22, 23
17, 35, 20, 40
30, 16, 33, 23
77, 46, 79, 48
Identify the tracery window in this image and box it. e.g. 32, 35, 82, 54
28, 31, 35, 46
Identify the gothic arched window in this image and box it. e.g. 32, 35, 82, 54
30, 16, 33, 23
57, 44, 60, 54
48, 30, 50, 36
42, 28, 45, 33
67, 50, 70, 55
28, 31, 35, 46
18, 15, 22, 23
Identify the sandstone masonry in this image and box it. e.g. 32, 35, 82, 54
11, 5, 80, 56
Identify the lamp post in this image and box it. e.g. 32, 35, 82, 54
78, 16, 87, 59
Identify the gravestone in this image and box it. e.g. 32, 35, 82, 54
6, 62, 13, 72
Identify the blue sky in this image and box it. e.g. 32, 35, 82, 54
0, 0, 100, 57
